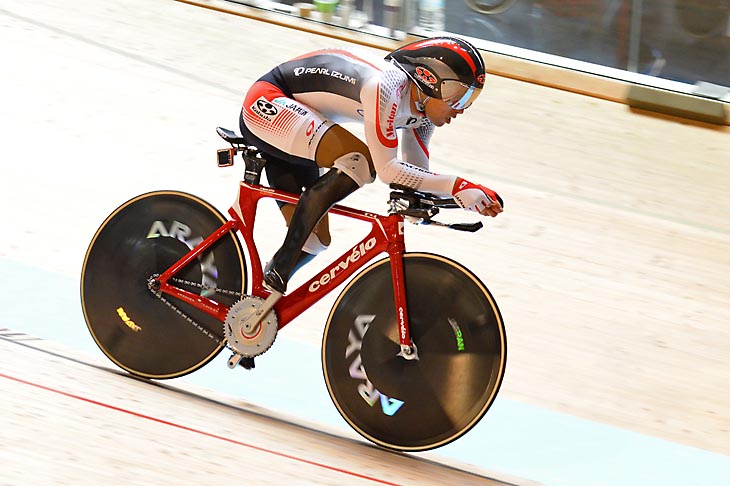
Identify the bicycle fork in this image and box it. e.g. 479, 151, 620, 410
387, 235, 419, 361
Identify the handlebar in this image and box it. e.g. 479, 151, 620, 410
388, 184, 483, 232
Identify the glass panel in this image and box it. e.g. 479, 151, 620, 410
245, 0, 730, 94
446, 0, 729, 88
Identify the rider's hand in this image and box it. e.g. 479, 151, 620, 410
452, 177, 504, 217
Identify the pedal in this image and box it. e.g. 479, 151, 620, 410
239, 356, 255, 370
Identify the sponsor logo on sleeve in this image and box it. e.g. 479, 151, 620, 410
385, 102, 398, 139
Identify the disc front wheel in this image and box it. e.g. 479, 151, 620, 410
322, 253, 506, 451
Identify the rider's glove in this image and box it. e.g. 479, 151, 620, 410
452, 177, 504, 216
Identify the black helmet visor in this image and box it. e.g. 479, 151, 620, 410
441, 80, 482, 110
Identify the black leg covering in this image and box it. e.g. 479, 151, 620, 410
264, 169, 359, 293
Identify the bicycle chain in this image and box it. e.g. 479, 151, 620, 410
147, 274, 242, 350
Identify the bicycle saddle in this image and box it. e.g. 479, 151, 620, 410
216, 126, 248, 145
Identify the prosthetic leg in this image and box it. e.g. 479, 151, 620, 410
264, 168, 360, 293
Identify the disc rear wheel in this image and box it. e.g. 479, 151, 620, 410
80, 191, 246, 379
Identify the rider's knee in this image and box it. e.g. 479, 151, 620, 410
332, 152, 375, 187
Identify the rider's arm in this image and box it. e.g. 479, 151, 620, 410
360, 77, 457, 195
360, 76, 503, 216
399, 121, 433, 168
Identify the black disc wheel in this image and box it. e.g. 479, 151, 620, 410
322, 253, 506, 451
81, 191, 246, 379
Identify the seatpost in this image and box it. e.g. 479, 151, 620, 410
243, 148, 267, 185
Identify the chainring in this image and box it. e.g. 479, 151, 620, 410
224, 296, 278, 357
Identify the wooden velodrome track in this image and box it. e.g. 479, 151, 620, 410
0, 0, 728, 484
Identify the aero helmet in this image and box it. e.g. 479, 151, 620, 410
386, 36, 486, 110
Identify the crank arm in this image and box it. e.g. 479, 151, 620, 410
239, 290, 282, 333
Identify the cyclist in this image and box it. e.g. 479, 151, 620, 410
238, 36, 504, 295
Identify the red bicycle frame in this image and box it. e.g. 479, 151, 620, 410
155, 181, 413, 348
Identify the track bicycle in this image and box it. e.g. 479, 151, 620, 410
80, 127, 507, 451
